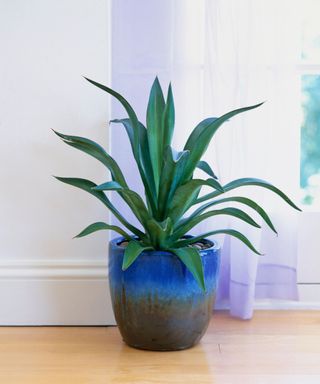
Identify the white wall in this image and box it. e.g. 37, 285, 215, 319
0, 0, 115, 324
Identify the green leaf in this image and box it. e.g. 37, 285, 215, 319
54, 176, 145, 239
191, 196, 277, 234
110, 119, 157, 199
146, 77, 166, 194
146, 217, 173, 249
171, 207, 261, 242
175, 229, 262, 255
158, 147, 190, 219
169, 247, 205, 292
93, 182, 151, 229
161, 217, 173, 235
122, 240, 152, 270
167, 178, 224, 223
197, 160, 218, 179
53, 131, 127, 187
184, 117, 218, 151
120, 189, 152, 228
92, 181, 123, 191
74, 222, 132, 240
196, 177, 302, 212
84, 77, 158, 215
183, 103, 264, 181
162, 83, 175, 150
84, 77, 140, 157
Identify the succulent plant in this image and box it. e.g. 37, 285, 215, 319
54, 77, 300, 291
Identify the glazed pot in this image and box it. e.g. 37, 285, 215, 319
108, 237, 220, 351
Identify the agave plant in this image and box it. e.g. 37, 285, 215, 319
54, 77, 300, 291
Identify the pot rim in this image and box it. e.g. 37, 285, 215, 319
110, 235, 220, 254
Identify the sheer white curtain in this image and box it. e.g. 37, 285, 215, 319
111, 0, 302, 318
201, 0, 302, 318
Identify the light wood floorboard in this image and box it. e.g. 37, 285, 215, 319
0, 311, 319, 383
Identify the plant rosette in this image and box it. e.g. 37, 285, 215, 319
54, 77, 300, 350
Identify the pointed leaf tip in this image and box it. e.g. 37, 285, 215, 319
83, 76, 92, 85
52, 130, 65, 140
151, 76, 162, 89
169, 247, 206, 292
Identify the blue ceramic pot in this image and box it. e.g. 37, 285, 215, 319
109, 237, 220, 351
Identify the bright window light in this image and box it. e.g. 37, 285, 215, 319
300, 0, 320, 206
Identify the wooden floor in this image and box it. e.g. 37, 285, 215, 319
0, 311, 319, 384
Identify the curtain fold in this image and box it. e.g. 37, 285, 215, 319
203, 0, 301, 318
111, 0, 302, 319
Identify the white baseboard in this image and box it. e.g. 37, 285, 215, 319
0, 259, 108, 279
298, 284, 320, 303
0, 260, 116, 326
215, 284, 320, 311
254, 301, 320, 310
215, 300, 320, 311
1, 260, 319, 325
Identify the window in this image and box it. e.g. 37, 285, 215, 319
300, 0, 320, 207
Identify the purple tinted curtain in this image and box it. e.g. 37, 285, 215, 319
110, 0, 300, 319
